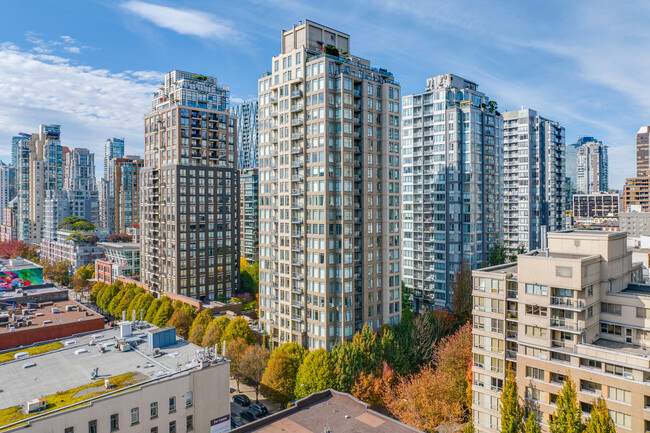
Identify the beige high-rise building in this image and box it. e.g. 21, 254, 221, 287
636, 126, 650, 177
257, 20, 402, 349
472, 230, 650, 433
141, 70, 239, 300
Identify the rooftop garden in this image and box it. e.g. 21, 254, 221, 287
0, 342, 64, 364
58, 217, 95, 232
0, 372, 142, 429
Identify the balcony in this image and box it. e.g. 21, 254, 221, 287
290, 118, 303, 126
290, 104, 303, 112
550, 297, 586, 311
291, 146, 303, 154
291, 132, 303, 141
290, 90, 303, 98
549, 318, 584, 333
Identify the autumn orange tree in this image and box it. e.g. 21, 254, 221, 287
351, 361, 397, 407
384, 322, 473, 431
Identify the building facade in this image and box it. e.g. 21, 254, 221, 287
576, 138, 608, 194
572, 192, 620, 219
16, 125, 64, 245
104, 137, 125, 180
95, 241, 140, 283
471, 231, 649, 433
636, 126, 650, 177
141, 70, 239, 300
620, 206, 650, 237
113, 156, 144, 234
239, 168, 259, 263
233, 100, 259, 170
257, 20, 402, 349
502, 109, 565, 253
0, 161, 14, 226
0, 198, 18, 242
622, 171, 650, 212
63, 147, 96, 191
103, 137, 125, 234
402, 73, 502, 311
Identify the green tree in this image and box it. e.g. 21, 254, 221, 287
222, 317, 256, 345
260, 351, 297, 405
450, 261, 473, 326
332, 341, 360, 392
239, 344, 271, 402
214, 316, 231, 332
152, 301, 174, 328
585, 399, 615, 433
550, 376, 584, 433
270, 342, 307, 366
189, 309, 213, 337
144, 298, 162, 323
510, 244, 527, 263
353, 325, 382, 373
488, 241, 508, 266
107, 288, 126, 317
226, 337, 249, 392
500, 364, 523, 433
295, 349, 335, 398
167, 308, 193, 338
525, 414, 541, 433
381, 329, 407, 374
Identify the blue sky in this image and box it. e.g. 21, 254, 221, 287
0, 0, 647, 188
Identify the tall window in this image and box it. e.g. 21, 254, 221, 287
150, 402, 158, 419
186, 391, 193, 408
110, 414, 119, 432
169, 396, 176, 413
131, 407, 139, 425
186, 415, 194, 431
169, 421, 177, 433
88, 420, 97, 433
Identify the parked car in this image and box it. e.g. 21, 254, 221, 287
239, 409, 258, 422
250, 403, 268, 417
231, 415, 245, 428
233, 394, 251, 407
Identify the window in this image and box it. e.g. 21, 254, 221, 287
525, 284, 547, 295
151, 428, 158, 433
525, 325, 547, 338
186, 391, 193, 408
525, 386, 541, 401
609, 410, 631, 428
169, 397, 176, 413
525, 367, 544, 380
65, 428, 74, 433
131, 408, 139, 425
88, 420, 97, 433
525, 305, 547, 316
637, 307, 648, 318
110, 414, 119, 432
580, 358, 602, 369
186, 415, 194, 431
601, 303, 622, 315
150, 402, 158, 419
609, 386, 631, 403
600, 323, 622, 336
169, 421, 177, 433
555, 266, 572, 277
605, 363, 632, 377
580, 380, 601, 394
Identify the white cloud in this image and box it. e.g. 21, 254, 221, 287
121, 1, 241, 41
0, 44, 162, 176
24, 32, 88, 54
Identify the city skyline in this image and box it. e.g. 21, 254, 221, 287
0, 1, 647, 188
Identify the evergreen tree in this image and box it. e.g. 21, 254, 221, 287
585, 399, 615, 433
144, 298, 162, 323
550, 376, 585, 433
450, 261, 473, 326
381, 329, 407, 374
500, 364, 523, 433
524, 414, 541, 433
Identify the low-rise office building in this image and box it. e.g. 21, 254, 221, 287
620, 205, 650, 237
95, 242, 140, 284
472, 230, 650, 433
0, 324, 231, 433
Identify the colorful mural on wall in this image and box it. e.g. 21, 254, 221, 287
0, 267, 43, 290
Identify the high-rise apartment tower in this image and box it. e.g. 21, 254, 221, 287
257, 20, 402, 349
232, 101, 259, 170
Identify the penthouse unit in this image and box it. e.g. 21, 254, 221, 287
141, 70, 239, 300
471, 231, 650, 433
0, 324, 231, 433
402, 73, 502, 311
257, 20, 402, 349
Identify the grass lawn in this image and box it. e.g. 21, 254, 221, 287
0, 342, 64, 364
0, 372, 142, 429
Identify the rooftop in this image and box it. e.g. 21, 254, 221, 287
232, 389, 421, 433
0, 257, 42, 272
0, 284, 66, 304
474, 262, 518, 276
0, 299, 103, 336
97, 242, 140, 250
621, 283, 650, 297
591, 338, 650, 358
0, 323, 224, 413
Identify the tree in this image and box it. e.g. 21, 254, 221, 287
488, 241, 508, 266
203, 321, 224, 349
261, 352, 297, 405
107, 233, 133, 243
226, 338, 249, 392
450, 262, 473, 326
295, 349, 336, 399
239, 344, 270, 402
350, 361, 396, 407
144, 298, 162, 323
510, 244, 527, 263
500, 364, 523, 433
380, 329, 407, 374
384, 323, 473, 431
525, 414, 541, 433
189, 308, 213, 338
42, 260, 72, 286
222, 317, 256, 345
353, 325, 382, 374
585, 399, 615, 433
188, 324, 206, 346
412, 309, 455, 367
152, 301, 174, 328
167, 308, 193, 338
549, 376, 584, 433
